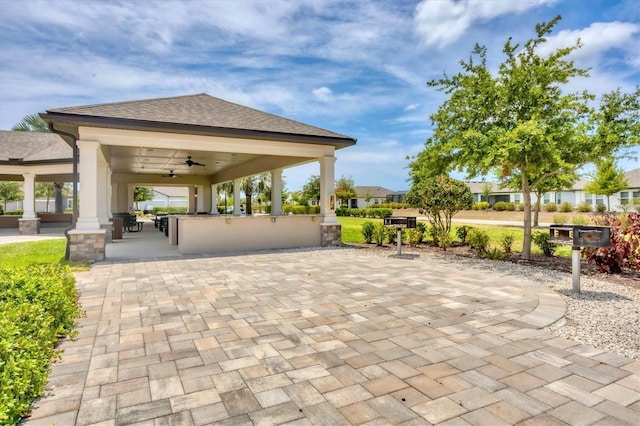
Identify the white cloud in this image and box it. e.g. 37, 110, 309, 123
538, 21, 640, 67
414, 0, 556, 48
312, 87, 334, 102
404, 103, 420, 111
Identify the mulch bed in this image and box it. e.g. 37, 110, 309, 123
345, 242, 640, 289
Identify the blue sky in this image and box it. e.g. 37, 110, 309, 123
0, 0, 638, 191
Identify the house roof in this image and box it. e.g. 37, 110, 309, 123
0, 131, 72, 163
465, 181, 512, 194
354, 186, 395, 198
625, 168, 640, 189
152, 186, 188, 197
41, 93, 357, 146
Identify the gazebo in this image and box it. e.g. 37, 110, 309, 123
4, 93, 357, 261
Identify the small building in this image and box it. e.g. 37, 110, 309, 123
348, 186, 394, 208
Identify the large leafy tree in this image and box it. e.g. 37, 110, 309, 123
0, 181, 23, 211
335, 175, 356, 206
405, 175, 472, 248
301, 175, 321, 205
412, 16, 633, 260
133, 187, 154, 210
217, 182, 234, 212
12, 114, 68, 213
585, 157, 628, 212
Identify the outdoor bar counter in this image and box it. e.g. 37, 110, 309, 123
169, 214, 324, 254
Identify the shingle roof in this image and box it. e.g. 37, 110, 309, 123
625, 168, 639, 188
354, 186, 394, 197
45, 93, 355, 142
0, 131, 72, 162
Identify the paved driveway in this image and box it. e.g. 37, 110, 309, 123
24, 248, 639, 425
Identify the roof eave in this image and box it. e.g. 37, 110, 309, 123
40, 112, 357, 148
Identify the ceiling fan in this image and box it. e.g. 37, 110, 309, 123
162, 170, 177, 178
178, 155, 206, 167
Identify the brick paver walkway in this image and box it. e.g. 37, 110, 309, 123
24, 248, 639, 425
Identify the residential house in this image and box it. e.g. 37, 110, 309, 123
348, 186, 394, 208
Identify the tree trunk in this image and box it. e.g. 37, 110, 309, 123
521, 174, 532, 260
246, 193, 253, 215
533, 197, 540, 227
54, 182, 63, 213
607, 195, 611, 212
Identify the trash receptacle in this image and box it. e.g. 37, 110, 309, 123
113, 217, 123, 240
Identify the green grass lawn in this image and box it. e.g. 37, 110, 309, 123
337, 216, 571, 257
0, 239, 88, 270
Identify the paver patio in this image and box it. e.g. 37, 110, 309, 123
23, 248, 639, 425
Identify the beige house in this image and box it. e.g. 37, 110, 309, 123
1, 94, 356, 261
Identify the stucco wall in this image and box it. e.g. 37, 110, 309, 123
177, 215, 323, 254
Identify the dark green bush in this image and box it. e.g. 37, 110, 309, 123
3, 210, 23, 216
387, 227, 397, 244
483, 247, 509, 260
0, 265, 82, 424
455, 225, 474, 245
335, 208, 392, 218
532, 231, 557, 256
499, 233, 515, 253
361, 221, 375, 243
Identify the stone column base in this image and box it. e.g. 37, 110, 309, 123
321, 223, 342, 247
18, 218, 40, 235
68, 229, 107, 263
101, 223, 113, 244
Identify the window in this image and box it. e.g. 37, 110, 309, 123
513, 194, 521, 203
595, 195, 604, 206
543, 193, 551, 204
620, 191, 629, 205
585, 194, 593, 205
556, 193, 562, 204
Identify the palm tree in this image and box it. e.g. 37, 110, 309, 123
241, 177, 256, 215
12, 114, 67, 213
217, 182, 234, 213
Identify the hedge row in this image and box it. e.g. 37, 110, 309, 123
283, 205, 321, 214
336, 207, 393, 218
0, 265, 82, 424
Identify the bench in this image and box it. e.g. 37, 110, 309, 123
113, 213, 143, 232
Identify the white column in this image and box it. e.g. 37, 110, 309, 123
233, 178, 242, 216
22, 173, 36, 219
188, 186, 196, 213
319, 155, 337, 222
271, 168, 283, 215
97, 153, 109, 224
76, 140, 101, 230
211, 185, 220, 215
197, 184, 211, 213
127, 184, 135, 212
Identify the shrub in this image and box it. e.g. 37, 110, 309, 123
493, 201, 508, 211
0, 265, 82, 424
4, 210, 23, 216
456, 225, 473, 245
576, 202, 592, 212
499, 233, 515, 254
473, 201, 490, 211
467, 228, 490, 253
505, 202, 515, 211
361, 221, 375, 243
516, 202, 525, 211
559, 201, 574, 212
544, 202, 557, 212
387, 227, 397, 244
596, 203, 606, 213
416, 222, 427, 243
483, 247, 509, 260
553, 214, 569, 224
152, 206, 187, 215
532, 231, 557, 256
583, 212, 640, 274
572, 214, 590, 225
406, 228, 422, 246
373, 223, 385, 246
